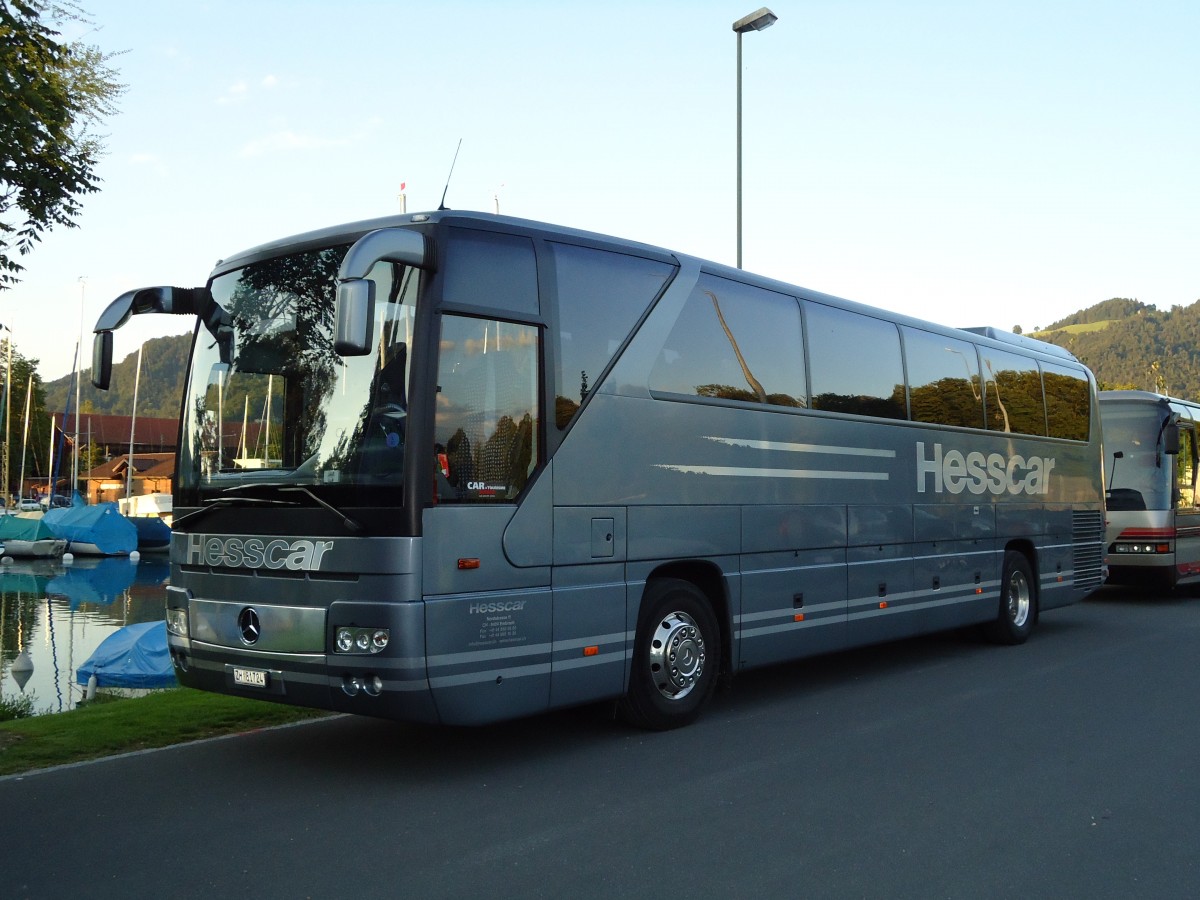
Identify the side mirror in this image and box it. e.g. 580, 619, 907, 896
1164, 422, 1181, 456
92, 331, 114, 390
92, 285, 211, 389
334, 279, 375, 356
334, 228, 428, 357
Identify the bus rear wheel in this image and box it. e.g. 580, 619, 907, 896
983, 550, 1037, 645
619, 578, 719, 731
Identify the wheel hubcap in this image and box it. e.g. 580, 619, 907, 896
648, 611, 706, 701
1006, 570, 1031, 628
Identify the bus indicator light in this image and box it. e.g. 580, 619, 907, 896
458, 558, 481, 570
879, 601, 888, 609
583, 646, 599, 657
794, 613, 805, 622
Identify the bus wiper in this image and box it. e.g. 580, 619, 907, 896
218, 482, 364, 533
277, 486, 364, 533
173, 496, 298, 530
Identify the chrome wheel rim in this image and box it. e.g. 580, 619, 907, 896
1006, 568, 1031, 628
648, 611, 706, 701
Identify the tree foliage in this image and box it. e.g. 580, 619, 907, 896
42, 332, 189, 418
0, 1, 124, 288
1, 337, 52, 495
1037, 298, 1200, 399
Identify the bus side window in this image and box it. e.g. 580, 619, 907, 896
1176, 427, 1199, 509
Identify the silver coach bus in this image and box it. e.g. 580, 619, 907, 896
1100, 389, 1200, 588
92, 211, 1105, 729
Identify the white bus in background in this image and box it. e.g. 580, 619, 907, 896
92, 211, 1107, 730
1100, 390, 1200, 588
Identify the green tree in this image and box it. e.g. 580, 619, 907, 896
0, 1, 124, 288
1, 340, 51, 498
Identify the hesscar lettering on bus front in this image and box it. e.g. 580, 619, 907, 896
187, 534, 335, 571
915, 441, 1055, 496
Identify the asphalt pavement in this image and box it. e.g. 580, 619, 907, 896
3, 584, 1198, 899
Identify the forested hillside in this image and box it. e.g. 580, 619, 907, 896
1034, 298, 1200, 400
43, 333, 190, 419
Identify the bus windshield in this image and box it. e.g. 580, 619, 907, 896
177, 243, 418, 505
1103, 402, 1172, 510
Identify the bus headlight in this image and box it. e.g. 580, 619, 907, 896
333, 626, 390, 654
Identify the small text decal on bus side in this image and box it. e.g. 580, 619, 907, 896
916, 442, 1055, 496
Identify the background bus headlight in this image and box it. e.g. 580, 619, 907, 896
166, 608, 189, 637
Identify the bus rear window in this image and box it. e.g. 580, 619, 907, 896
1042, 363, 1090, 441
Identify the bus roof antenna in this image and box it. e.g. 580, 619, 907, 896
438, 138, 463, 211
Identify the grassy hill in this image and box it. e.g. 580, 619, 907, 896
1032, 297, 1200, 399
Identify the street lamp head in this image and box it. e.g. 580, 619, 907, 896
733, 7, 778, 34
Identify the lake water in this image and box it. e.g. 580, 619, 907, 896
0, 555, 171, 715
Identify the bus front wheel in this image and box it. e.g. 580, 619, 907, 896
984, 550, 1037, 645
619, 578, 719, 730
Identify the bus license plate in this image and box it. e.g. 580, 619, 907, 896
233, 667, 269, 688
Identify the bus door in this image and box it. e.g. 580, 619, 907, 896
1173, 421, 1200, 582
422, 313, 552, 724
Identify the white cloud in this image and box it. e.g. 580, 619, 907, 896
217, 81, 249, 105
238, 131, 349, 158
261, 74, 279, 88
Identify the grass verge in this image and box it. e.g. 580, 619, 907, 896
0, 688, 328, 777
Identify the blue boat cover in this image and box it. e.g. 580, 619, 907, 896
128, 515, 172, 551
76, 620, 176, 689
43, 502, 137, 555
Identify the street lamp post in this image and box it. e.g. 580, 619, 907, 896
733, 6, 778, 269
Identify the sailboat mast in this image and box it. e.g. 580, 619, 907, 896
265, 374, 272, 461
238, 396, 249, 461
75, 277, 84, 501
126, 344, 142, 502
72, 340, 81, 496
18, 374, 31, 499
47, 414, 55, 500
2, 324, 10, 507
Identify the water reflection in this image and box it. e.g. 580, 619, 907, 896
0, 556, 170, 715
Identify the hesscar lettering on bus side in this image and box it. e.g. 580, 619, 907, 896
915, 441, 1055, 496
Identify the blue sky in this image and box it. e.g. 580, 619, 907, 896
4, 0, 1198, 383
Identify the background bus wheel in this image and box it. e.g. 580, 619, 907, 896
619, 578, 719, 731
984, 550, 1037, 645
